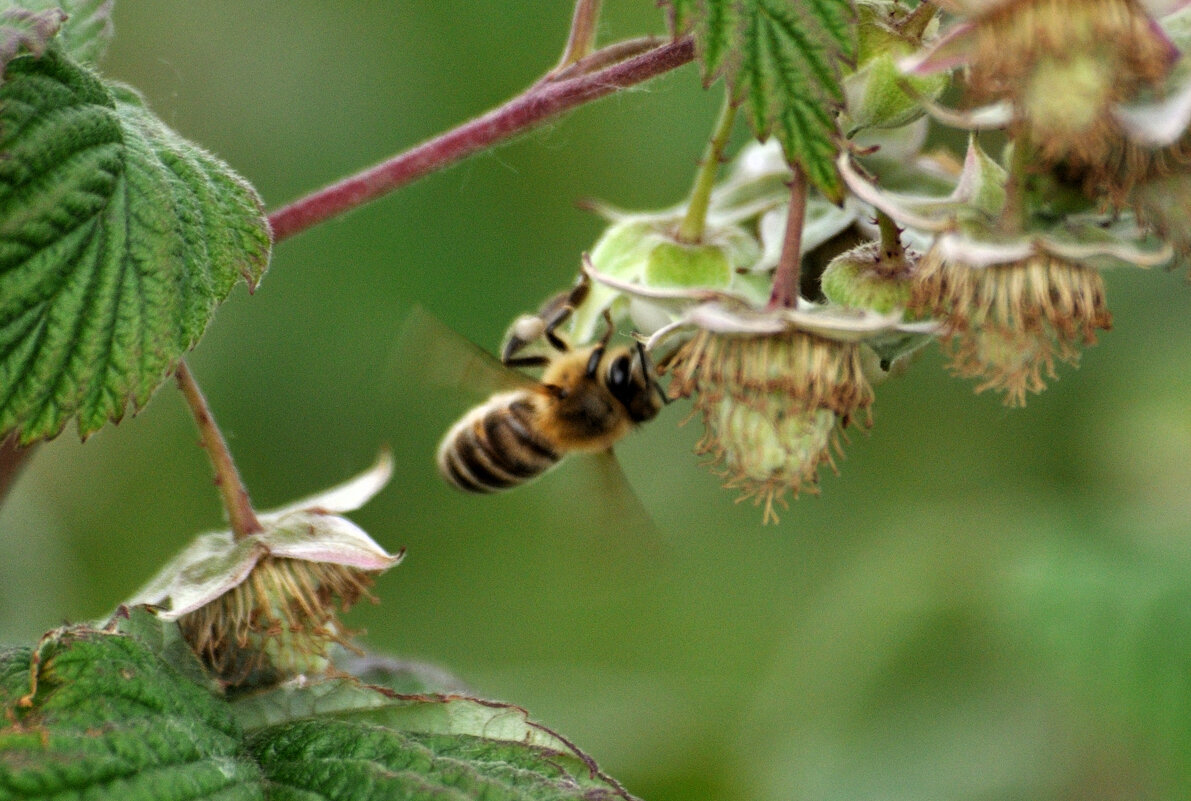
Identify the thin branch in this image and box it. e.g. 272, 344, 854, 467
767, 165, 808, 310
554, 0, 602, 72
677, 89, 737, 244
875, 207, 906, 275
267, 36, 696, 243
999, 132, 1032, 235
175, 361, 262, 539
546, 36, 663, 83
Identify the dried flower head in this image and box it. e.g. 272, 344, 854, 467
178, 556, 377, 685
127, 453, 401, 687
911, 246, 1112, 405
910, 0, 1177, 168
666, 328, 873, 523
584, 255, 930, 522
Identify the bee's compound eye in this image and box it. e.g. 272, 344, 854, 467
607, 354, 632, 392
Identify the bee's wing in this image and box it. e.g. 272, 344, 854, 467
393, 306, 538, 398
569, 448, 667, 561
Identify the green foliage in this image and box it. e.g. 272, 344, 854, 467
246, 719, 630, 801
0, 44, 270, 444
0, 618, 637, 801
0, 625, 262, 801
663, 0, 856, 201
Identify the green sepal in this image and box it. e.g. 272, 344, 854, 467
646, 240, 733, 289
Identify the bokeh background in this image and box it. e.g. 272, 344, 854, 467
3, 3, 1191, 800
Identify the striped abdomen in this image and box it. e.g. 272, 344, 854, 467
437, 391, 562, 492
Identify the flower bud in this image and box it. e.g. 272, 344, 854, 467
843, 0, 948, 133
127, 454, 400, 688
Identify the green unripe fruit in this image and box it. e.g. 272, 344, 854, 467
820, 240, 914, 314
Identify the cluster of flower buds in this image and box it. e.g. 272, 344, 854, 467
532, 0, 1189, 520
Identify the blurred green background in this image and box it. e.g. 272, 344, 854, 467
4, 3, 1191, 800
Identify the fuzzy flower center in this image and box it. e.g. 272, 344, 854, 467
911, 248, 1112, 405
178, 555, 375, 686
666, 329, 872, 522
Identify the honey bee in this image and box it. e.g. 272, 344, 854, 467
435, 272, 667, 493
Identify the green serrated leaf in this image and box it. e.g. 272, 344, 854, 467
2, 627, 639, 801
234, 679, 637, 798
246, 717, 636, 801
663, 0, 856, 201
0, 46, 271, 444
5, 0, 114, 65
107, 605, 223, 691
338, 652, 471, 695
0, 625, 264, 801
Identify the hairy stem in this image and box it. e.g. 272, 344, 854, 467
999, 133, 1032, 235
875, 207, 905, 275
555, 0, 602, 71
767, 165, 808, 310
548, 36, 662, 82
175, 361, 262, 539
267, 36, 695, 242
677, 91, 738, 244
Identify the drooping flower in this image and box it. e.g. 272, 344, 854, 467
906, 0, 1184, 174
127, 452, 401, 687
911, 240, 1113, 405
840, 136, 1171, 405
667, 327, 870, 522
586, 261, 931, 522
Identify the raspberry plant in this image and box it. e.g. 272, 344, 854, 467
3, 1, 1191, 800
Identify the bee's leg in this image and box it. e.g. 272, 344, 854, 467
540, 271, 591, 352
585, 309, 616, 377
503, 354, 552, 369
636, 339, 674, 404
504, 271, 593, 364
502, 313, 548, 364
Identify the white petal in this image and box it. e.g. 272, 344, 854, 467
262, 450, 393, 520
263, 510, 404, 570
1113, 72, 1191, 146
126, 532, 266, 620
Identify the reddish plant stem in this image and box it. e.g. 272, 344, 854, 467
0, 434, 32, 507
267, 36, 696, 243
547, 36, 663, 83
767, 164, 808, 310
175, 361, 262, 539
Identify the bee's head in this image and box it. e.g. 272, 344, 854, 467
600, 341, 666, 423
